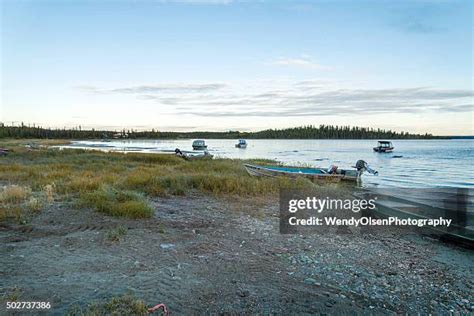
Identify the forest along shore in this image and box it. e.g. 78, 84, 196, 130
0, 124, 440, 139
0, 139, 472, 314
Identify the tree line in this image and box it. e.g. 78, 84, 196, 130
0, 123, 441, 139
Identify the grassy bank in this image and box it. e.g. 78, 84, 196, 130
0, 139, 315, 222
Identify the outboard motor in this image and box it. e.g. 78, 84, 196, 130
327, 165, 338, 174
355, 160, 378, 175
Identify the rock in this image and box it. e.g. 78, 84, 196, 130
160, 243, 175, 249
304, 278, 319, 285
238, 289, 250, 297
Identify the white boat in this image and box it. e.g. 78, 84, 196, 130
235, 139, 247, 149
192, 139, 207, 150
175, 148, 213, 160
373, 141, 394, 153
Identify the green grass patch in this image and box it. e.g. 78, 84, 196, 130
105, 225, 128, 242
67, 294, 148, 316
79, 187, 153, 219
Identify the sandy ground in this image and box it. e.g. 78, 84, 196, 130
1, 193, 473, 315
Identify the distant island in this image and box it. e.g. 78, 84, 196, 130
0, 123, 447, 140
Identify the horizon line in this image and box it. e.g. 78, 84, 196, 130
3, 122, 474, 137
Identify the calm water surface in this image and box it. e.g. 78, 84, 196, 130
63, 139, 473, 188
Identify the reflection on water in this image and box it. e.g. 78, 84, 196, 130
58, 139, 474, 189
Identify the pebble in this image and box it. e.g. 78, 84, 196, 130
304, 278, 319, 285
160, 243, 175, 249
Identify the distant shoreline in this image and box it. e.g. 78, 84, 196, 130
0, 124, 461, 140
68, 137, 469, 140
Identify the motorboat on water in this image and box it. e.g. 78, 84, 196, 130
235, 139, 247, 149
373, 141, 394, 153
192, 139, 208, 150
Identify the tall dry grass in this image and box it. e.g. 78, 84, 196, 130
0, 185, 31, 203
0, 139, 319, 221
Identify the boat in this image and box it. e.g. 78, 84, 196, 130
192, 139, 207, 150
355, 188, 474, 246
175, 148, 213, 160
235, 139, 247, 149
101, 133, 112, 142
373, 141, 394, 153
0, 148, 10, 156
244, 160, 377, 183
25, 143, 41, 150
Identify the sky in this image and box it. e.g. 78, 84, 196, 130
1, 0, 473, 135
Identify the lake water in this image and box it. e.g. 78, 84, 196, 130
61, 139, 473, 188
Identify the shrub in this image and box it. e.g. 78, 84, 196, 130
159, 175, 192, 196
0, 206, 23, 223
0, 185, 31, 204
26, 197, 43, 213
43, 184, 56, 202
62, 172, 102, 194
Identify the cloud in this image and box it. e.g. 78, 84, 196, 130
80, 81, 473, 118
80, 83, 226, 94
162, 86, 474, 117
270, 56, 332, 70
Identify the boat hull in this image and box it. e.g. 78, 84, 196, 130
193, 145, 208, 150
373, 147, 394, 153
183, 153, 213, 160
355, 189, 474, 246
235, 144, 247, 148
178, 152, 213, 160
244, 164, 359, 182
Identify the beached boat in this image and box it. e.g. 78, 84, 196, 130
244, 160, 376, 183
192, 139, 208, 150
175, 148, 213, 160
235, 139, 247, 149
0, 148, 10, 156
373, 141, 394, 153
355, 188, 474, 246
25, 143, 41, 150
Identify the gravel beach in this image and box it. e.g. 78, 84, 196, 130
1, 193, 472, 314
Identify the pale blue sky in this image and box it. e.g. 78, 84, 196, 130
1, 0, 473, 135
